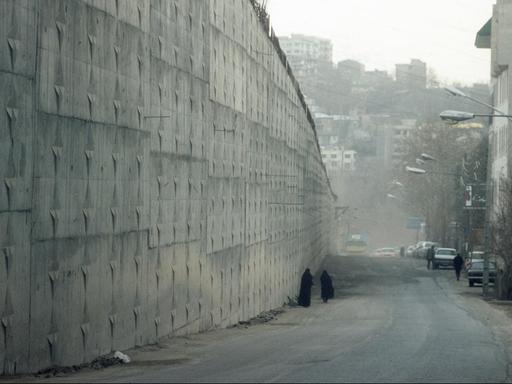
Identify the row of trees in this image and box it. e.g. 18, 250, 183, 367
397, 122, 487, 249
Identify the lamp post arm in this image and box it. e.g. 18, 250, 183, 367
473, 113, 512, 119
462, 94, 507, 116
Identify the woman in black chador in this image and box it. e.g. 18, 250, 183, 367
298, 268, 314, 307
320, 270, 334, 303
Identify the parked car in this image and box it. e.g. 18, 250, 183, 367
466, 260, 496, 287
432, 248, 457, 269
372, 248, 397, 257
415, 241, 439, 259
406, 245, 416, 257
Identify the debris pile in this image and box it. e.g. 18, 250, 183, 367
36, 351, 131, 378
237, 308, 286, 327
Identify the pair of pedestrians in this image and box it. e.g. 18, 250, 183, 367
297, 269, 334, 307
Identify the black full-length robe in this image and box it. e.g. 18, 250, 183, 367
320, 270, 334, 302
453, 254, 464, 280
298, 269, 314, 307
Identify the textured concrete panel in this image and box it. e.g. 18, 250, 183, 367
0, 0, 336, 374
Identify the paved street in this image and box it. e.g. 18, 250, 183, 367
11, 255, 512, 383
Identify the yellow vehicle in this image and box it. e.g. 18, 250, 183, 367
344, 239, 368, 255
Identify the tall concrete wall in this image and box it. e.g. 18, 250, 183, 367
0, 0, 336, 374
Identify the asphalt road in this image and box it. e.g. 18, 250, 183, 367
108, 254, 509, 383
14, 255, 509, 383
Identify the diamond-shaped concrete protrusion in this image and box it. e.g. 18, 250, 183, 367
1, 315, 12, 329
55, 21, 65, 50
113, 45, 120, 71
87, 34, 96, 46
108, 314, 117, 325
112, 152, 119, 164
6, 107, 18, 122
158, 36, 163, 56
54, 85, 64, 98
82, 208, 91, 221
3, 247, 13, 277
109, 260, 118, 273
80, 323, 90, 337
51, 145, 62, 159
7, 38, 18, 69
48, 270, 59, 283
49, 209, 59, 223
87, 93, 96, 109
54, 85, 64, 111
113, 100, 120, 121
4, 178, 15, 192
81, 265, 90, 278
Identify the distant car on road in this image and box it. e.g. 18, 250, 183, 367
432, 248, 457, 269
466, 259, 496, 287
372, 248, 397, 257
345, 239, 368, 255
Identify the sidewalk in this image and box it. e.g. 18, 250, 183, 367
429, 265, 512, 382
0, 307, 303, 383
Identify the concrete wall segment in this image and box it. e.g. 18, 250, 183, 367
0, 0, 336, 374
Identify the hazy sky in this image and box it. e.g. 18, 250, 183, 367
267, 0, 495, 86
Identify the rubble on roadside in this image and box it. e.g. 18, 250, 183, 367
35, 351, 131, 378
236, 308, 286, 328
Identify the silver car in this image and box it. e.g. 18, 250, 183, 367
432, 248, 457, 269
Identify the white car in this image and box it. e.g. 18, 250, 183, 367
372, 248, 397, 257
432, 248, 457, 269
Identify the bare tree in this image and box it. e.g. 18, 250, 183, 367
397, 122, 482, 245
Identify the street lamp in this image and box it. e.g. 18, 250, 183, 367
444, 85, 506, 115
405, 166, 427, 175
406, 166, 460, 177
440, 110, 512, 123
420, 153, 436, 161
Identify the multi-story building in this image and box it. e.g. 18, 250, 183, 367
368, 115, 417, 169
321, 147, 344, 172
320, 146, 357, 173
279, 34, 333, 62
342, 150, 357, 171
475, 1, 512, 218
278, 34, 332, 79
391, 119, 417, 164
395, 59, 427, 89
315, 112, 358, 147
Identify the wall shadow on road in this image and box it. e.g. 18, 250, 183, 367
314, 255, 434, 299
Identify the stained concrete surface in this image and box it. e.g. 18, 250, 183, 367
0, 0, 336, 373
7, 254, 512, 383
